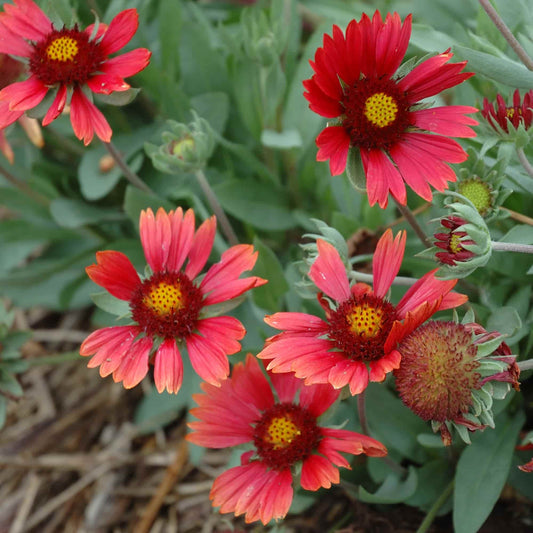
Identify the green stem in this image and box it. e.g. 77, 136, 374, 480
393, 198, 431, 248
518, 359, 533, 372
416, 479, 455, 533
491, 241, 533, 253
478, 0, 533, 70
25, 351, 82, 367
0, 163, 50, 206
103, 141, 154, 194
194, 170, 239, 246
350, 271, 419, 286
516, 148, 533, 180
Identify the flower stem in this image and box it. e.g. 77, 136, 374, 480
103, 141, 154, 194
0, 163, 50, 206
501, 207, 533, 226
478, 0, 533, 70
491, 241, 533, 253
393, 198, 431, 248
516, 148, 533, 180
350, 271, 419, 286
518, 359, 533, 372
416, 479, 455, 533
194, 169, 239, 246
25, 351, 81, 367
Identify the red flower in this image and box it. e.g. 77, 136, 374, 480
434, 215, 476, 266
0, 0, 151, 145
187, 354, 386, 525
303, 11, 477, 207
482, 89, 533, 133
80, 207, 267, 393
258, 229, 467, 395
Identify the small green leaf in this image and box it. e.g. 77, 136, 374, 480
91, 291, 131, 318
50, 198, 124, 228
486, 306, 522, 337
261, 129, 302, 149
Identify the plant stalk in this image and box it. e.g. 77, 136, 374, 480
416, 479, 455, 533
194, 169, 239, 246
491, 241, 533, 253
103, 141, 154, 194
516, 148, 533, 180
478, 0, 533, 71
393, 198, 431, 248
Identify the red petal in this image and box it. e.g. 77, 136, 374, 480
99, 8, 139, 55
70, 88, 112, 145
315, 126, 350, 175
372, 229, 406, 299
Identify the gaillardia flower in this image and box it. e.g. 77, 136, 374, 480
394, 319, 520, 445
80, 207, 266, 393
258, 229, 467, 395
303, 11, 477, 208
0, 0, 151, 145
482, 89, 533, 134
187, 354, 387, 525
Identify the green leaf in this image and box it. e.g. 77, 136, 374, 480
50, 198, 124, 228
486, 306, 522, 337
251, 237, 288, 312
410, 23, 458, 52
454, 45, 533, 88
213, 179, 297, 231
159, 0, 182, 79
365, 383, 429, 461
91, 292, 131, 318
359, 466, 418, 504
190, 92, 230, 136
406, 460, 454, 511
499, 224, 533, 245
453, 411, 525, 533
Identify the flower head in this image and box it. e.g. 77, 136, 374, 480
187, 354, 386, 525
394, 319, 519, 445
303, 10, 477, 208
482, 89, 533, 134
258, 229, 467, 396
80, 207, 267, 393
0, 1, 151, 145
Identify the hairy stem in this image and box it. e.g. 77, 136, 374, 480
491, 241, 533, 253
416, 479, 455, 533
516, 148, 533, 180
194, 170, 239, 246
350, 271, 419, 286
394, 198, 431, 248
103, 141, 154, 194
478, 0, 533, 70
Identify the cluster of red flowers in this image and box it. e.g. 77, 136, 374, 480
1, 1, 526, 527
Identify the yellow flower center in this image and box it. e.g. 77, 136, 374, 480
265, 416, 301, 450
449, 234, 463, 254
346, 303, 384, 339
364, 92, 398, 128
171, 137, 195, 159
458, 179, 492, 215
46, 36, 79, 62
143, 282, 184, 317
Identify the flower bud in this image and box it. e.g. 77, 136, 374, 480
145, 113, 215, 174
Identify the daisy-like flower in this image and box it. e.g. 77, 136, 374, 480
482, 89, 533, 133
434, 215, 476, 266
394, 320, 520, 445
0, 0, 151, 145
258, 229, 467, 396
303, 11, 477, 208
80, 207, 267, 393
0, 53, 43, 162
187, 354, 387, 525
